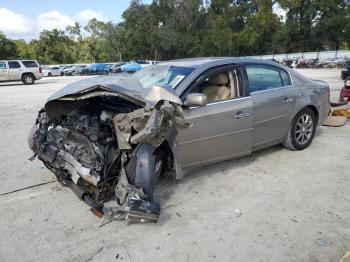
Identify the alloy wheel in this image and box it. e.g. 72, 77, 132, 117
294, 113, 314, 145
25, 76, 33, 84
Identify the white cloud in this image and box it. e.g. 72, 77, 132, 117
37, 10, 75, 31
0, 8, 104, 40
75, 9, 104, 23
0, 8, 32, 34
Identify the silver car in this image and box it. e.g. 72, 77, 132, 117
0, 60, 44, 84
29, 58, 330, 222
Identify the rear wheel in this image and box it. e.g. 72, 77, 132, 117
22, 73, 35, 85
283, 108, 316, 151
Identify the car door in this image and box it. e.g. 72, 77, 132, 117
176, 66, 253, 169
51, 67, 59, 76
244, 64, 296, 149
8, 61, 22, 80
0, 62, 9, 81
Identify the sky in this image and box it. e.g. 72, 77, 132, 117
0, 0, 152, 40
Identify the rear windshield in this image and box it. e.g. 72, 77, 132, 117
22, 60, 38, 68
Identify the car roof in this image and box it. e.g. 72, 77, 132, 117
159, 57, 282, 69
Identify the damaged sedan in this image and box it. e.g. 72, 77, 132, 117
28, 58, 330, 223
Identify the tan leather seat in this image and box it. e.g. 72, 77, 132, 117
202, 72, 231, 102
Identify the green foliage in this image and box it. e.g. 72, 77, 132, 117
35, 29, 75, 64
0, 32, 17, 59
0, 0, 349, 64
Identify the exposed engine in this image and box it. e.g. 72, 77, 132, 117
29, 89, 190, 223
33, 109, 121, 205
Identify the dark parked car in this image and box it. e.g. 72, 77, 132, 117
28, 58, 330, 223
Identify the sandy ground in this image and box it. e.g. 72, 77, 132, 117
0, 69, 349, 262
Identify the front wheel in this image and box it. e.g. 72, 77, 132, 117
283, 108, 316, 151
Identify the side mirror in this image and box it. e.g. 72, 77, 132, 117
185, 93, 207, 107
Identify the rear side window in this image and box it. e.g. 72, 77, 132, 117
246, 65, 291, 93
280, 70, 291, 86
0, 62, 6, 69
8, 61, 21, 69
22, 60, 38, 67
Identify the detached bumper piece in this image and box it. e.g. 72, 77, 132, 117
125, 196, 160, 223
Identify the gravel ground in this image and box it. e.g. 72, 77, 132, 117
0, 69, 349, 262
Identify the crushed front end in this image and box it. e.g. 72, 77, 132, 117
28, 85, 190, 223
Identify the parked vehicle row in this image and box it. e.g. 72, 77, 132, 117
278, 57, 348, 69
43, 60, 159, 77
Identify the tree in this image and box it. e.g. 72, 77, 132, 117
313, 0, 347, 50
1, 0, 350, 63
36, 29, 75, 64
84, 18, 105, 62
66, 22, 83, 41
0, 32, 17, 59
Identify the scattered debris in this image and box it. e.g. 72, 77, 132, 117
0, 181, 56, 196
84, 247, 104, 262
234, 208, 242, 217
317, 238, 331, 246
99, 214, 125, 228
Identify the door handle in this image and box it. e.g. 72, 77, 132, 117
234, 112, 250, 119
282, 97, 294, 103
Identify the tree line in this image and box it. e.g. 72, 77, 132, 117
1, 0, 350, 64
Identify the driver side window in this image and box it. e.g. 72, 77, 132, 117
188, 69, 240, 103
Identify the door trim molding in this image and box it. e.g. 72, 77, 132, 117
179, 127, 253, 146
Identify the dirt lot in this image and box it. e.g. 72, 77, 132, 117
0, 69, 349, 262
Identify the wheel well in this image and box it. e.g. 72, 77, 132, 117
22, 72, 35, 80
155, 140, 175, 175
305, 105, 319, 123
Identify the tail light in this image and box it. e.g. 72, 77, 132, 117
39, 66, 42, 73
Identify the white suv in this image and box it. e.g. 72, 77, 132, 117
0, 60, 44, 84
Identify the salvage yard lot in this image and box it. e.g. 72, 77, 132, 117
0, 69, 349, 262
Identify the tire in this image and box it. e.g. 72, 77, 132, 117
283, 108, 316, 151
61, 72, 64, 76
48, 72, 52, 77
22, 73, 35, 85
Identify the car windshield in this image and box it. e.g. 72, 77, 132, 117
134, 65, 194, 89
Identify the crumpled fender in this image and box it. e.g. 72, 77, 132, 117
129, 127, 183, 201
